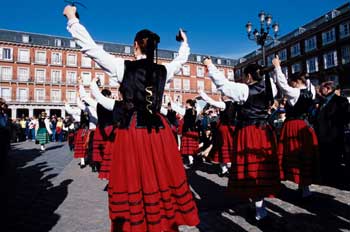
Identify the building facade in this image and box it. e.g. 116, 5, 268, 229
235, 3, 350, 92
0, 30, 236, 119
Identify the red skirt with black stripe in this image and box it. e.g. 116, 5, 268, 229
227, 124, 281, 199
108, 114, 199, 232
98, 126, 115, 180
73, 128, 89, 159
278, 119, 320, 186
211, 123, 235, 164
92, 126, 114, 162
180, 131, 199, 156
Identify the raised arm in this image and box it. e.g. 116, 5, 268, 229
77, 95, 86, 111
199, 90, 226, 110
204, 58, 249, 102
163, 30, 190, 83
272, 57, 300, 106
64, 6, 124, 83
79, 82, 97, 108
90, 78, 115, 111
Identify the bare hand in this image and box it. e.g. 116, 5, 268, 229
63, 5, 77, 20
78, 76, 82, 84
272, 55, 281, 68
179, 28, 188, 44
203, 57, 212, 66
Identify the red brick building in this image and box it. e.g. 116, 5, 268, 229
0, 30, 236, 119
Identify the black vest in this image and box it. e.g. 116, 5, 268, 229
112, 59, 167, 131
182, 108, 197, 133
286, 88, 313, 119
97, 103, 114, 127
237, 80, 271, 121
39, 118, 46, 128
220, 101, 237, 126
80, 110, 90, 129
166, 109, 177, 126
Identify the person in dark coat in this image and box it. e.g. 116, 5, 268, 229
315, 81, 350, 186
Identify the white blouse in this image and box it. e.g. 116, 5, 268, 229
274, 66, 315, 106
199, 90, 226, 110
208, 64, 277, 102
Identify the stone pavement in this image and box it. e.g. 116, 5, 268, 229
2, 142, 350, 232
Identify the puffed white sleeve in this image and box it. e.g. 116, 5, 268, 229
79, 84, 97, 108
65, 103, 81, 115
163, 42, 190, 83
67, 18, 125, 83
199, 90, 226, 110
274, 66, 300, 106
207, 64, 249, 102
90, 80, 115, 111
44, 119, 52, 134
77, 97, 86, 111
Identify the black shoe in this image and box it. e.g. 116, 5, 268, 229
218, 171, 230, 177
80, 164, 86, 169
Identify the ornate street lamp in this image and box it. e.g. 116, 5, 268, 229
246, 11, 279, 66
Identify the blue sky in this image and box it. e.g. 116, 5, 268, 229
1, 0, 348, 58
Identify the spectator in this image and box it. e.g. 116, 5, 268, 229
56, 117, 63, 142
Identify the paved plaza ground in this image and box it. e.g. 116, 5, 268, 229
1, 142, 350, 232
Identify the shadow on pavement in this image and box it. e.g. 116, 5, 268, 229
1, 142, 73, 232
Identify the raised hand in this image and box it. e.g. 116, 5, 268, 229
63, 5, 77, 20
272, 55, 281, 68
179, 28, 188, 44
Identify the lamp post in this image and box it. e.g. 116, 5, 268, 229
246, 11, 279, 66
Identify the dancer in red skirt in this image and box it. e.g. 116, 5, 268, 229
272, 56, 319, 197
199, 90, 236, 177
65, 97, 90, 168
64, 5, 199, 231
204, 57, 280, 221
180, 99, 199, 166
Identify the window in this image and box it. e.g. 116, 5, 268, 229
0, 87, 11, 101
211, 82, 217, 93
183, 79, 190, 91
0, 48, 13, 61
81, 72, 91, 85
22, 35, 30, 43
70, 40, 76, 48
197, 80, 204, 91
67, 71, 77, 84
173, 78, 181, 90
35, 51, 46, 64
325, 75, 339, 85
95, 62, 101, 69
197, 66, 204, 77
51, 70, 62, 83
235, 69, 241, 79
219, 69, 225, 77
291, 63, 301, 74
51, 89, 61, 102
35, 69, 46, 82
124, 46, 131, 54
278, 49, 287, 61
267, 54, 275, 66
196, 55, 201, 62
227, 60, 231, 65
66, 90, 76, 103
341, 46, 350, 64
281, 66, 289, 78
81, 56, 91, 68
18, 49, 30, 63
51, 52, 62, 65
227, 69, 234, 80
18, 88, 28, 102
67, 54, 77, 66
182, 65, 190, 76
290, 43, 300, 57
306, 57, 319, 73
322, 28, 336, 45
35, 89, 45, 102
162, 94, 170, 105
54, 39, 62, 47
0, 66, 12, 80
18, 67, 29, 81
305, 36, 317, 52
323, 51, 338, 69
339, 21, 350, 39
217, 59, 221, 65
96, 73, 105, 86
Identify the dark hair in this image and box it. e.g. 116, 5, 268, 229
243, 64, 264, 81
134, 29, 160, 63
288, 72, 308, 84
101, 89, 112, 97
186, 99, 196, 107
321, 81, 336, 91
